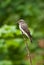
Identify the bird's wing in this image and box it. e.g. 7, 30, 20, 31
21, 23, 32, 42
21, 23, 30, 35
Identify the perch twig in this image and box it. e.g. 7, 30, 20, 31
22, 33, 32, 65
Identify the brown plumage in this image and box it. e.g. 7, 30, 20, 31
18, 19, 32, 42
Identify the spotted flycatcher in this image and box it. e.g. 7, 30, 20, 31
18, 19, 32, 42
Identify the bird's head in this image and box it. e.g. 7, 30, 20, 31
17, 19, 24, 24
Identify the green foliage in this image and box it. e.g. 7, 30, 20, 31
0, 0, 44, 65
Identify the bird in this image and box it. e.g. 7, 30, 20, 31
18, 19, 32, 42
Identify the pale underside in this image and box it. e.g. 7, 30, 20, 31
19, 24, 29, 38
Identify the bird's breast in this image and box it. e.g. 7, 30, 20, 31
19, 24, 29, 38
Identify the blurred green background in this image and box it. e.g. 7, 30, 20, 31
0, 0, 44, 65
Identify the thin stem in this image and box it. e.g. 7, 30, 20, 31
25, 42, 32, 65
22, 33, 32, 65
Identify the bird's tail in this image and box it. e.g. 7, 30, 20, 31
28, 33, 32, 43
30, 36, 32, 43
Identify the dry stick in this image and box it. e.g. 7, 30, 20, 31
22, 33, 32, 65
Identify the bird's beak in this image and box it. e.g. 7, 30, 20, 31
17, 20, 19, 24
